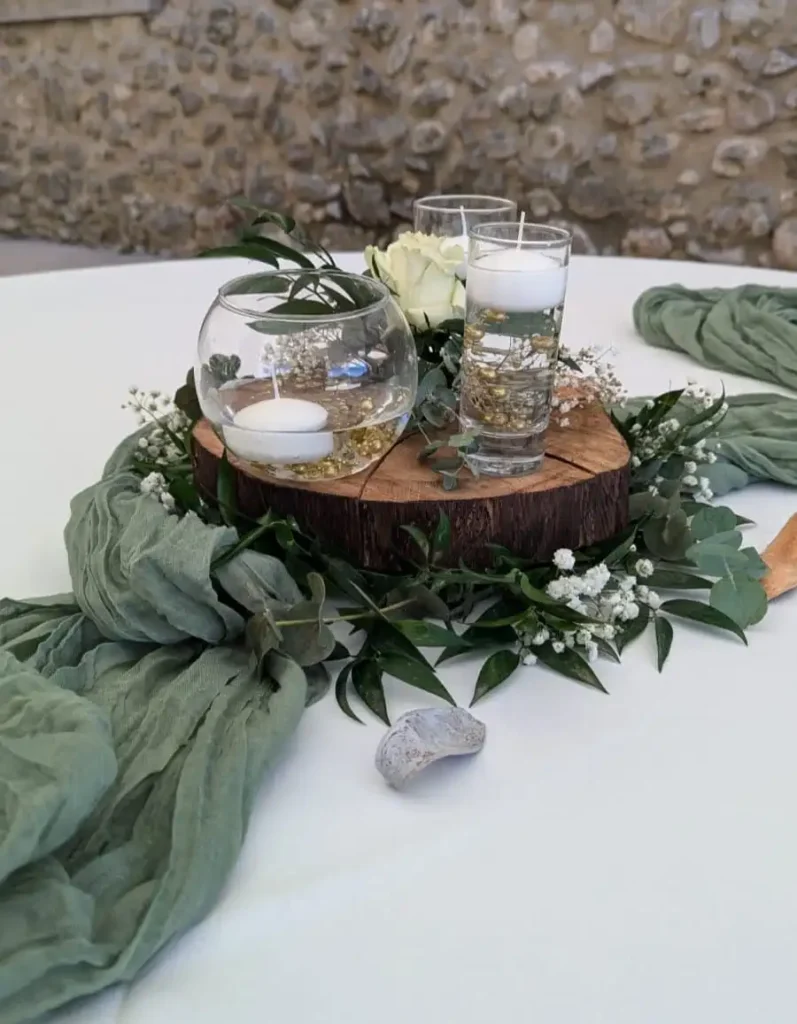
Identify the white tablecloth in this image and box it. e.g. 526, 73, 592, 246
2, 255, 796, 1024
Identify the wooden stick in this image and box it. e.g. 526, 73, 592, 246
762, 514, 797, 600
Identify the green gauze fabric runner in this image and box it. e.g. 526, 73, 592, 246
633, 283, 797, 494
0, 433, 308, 1024
633, 283, 797, 391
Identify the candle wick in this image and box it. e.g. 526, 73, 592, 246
459, 205, 467, 239
516, 211, 525, 251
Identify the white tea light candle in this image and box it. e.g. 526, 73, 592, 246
467, 250, 567, 313
222, 397, 334, 465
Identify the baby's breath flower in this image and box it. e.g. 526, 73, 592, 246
647, 591, 662, 611
522, 652, 537, 667
617, 601, 640, 622
682, 474, 698, 487
635, 558, 654, 578
684, 460, 697, 474
552, 640, 565, 654
140, 471, 166, 495
553, 548, 575, 572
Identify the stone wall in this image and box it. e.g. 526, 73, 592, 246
2, 0, 797, 266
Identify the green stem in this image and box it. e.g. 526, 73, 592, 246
275, 597, 414, 629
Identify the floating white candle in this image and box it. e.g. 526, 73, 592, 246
222, 397, 334, 465
467, 249, 568, 313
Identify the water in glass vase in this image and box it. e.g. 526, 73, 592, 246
217, 377, 411, 481
460, 302, 563, 477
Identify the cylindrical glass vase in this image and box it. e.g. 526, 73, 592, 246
460, 222, 572, 478
413, 195, 517, 276
196, 270, 417, 481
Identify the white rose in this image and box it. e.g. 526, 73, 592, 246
365, 232, 466, 330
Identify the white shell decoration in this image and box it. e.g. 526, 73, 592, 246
375, 707, 486, 790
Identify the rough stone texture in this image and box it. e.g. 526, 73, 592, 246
2, 1, 797, 266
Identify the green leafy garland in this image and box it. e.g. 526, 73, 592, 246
124, 207, 770, 722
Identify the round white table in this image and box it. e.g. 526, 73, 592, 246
3, 255, 797, 1024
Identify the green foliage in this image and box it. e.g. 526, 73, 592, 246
123, 205, 776, 723
471, 650, 520, 706
654, 616, 673, 672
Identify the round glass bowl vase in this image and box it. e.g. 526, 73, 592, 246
196, 270, 417, 482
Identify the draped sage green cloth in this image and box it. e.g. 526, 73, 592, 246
633, 283, 797, 494
0, 434, 307, 1023
633, 283, 797, 391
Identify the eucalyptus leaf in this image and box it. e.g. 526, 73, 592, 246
740, 547, 769, 580
216, 549, 303, 612
304, 662, 331, 706
661, 599, 747, 645
709, 574, 768, 628
629, 491, 667, 520
264, 651, 308, 701
430, 457, 465, 472
379, 653, 455, 705
419, 441, 445, 460
245, 609, 282, 667
690, 505, 737, 540
654, 616, 673, 672
392, 583, 451, 622
416, 366, 447, 406
352, 659, 390, 725
470, 649, 520, 706
643, 510, 690, 560
277, 594, 337, 666
686, 540, 748, 578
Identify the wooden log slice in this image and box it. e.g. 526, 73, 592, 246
192, 403, 630, 571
